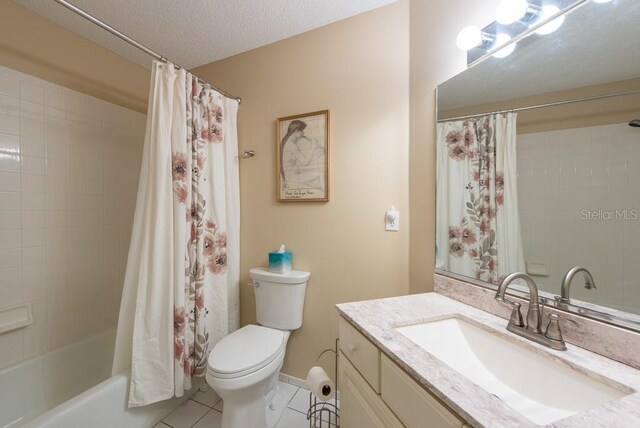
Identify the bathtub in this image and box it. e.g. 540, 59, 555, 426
1, 329, 189, 428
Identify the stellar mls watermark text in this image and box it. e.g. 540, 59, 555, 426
581, 209, 639, 221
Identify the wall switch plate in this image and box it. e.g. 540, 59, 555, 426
386, 209, 399, 231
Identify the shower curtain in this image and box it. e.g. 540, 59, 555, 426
112, 61, 240, 407
436, 113, 524, 284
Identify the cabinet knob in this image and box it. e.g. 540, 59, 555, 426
347, 343, 357, 352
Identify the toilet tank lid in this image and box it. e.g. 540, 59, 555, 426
250, 267, 310, 284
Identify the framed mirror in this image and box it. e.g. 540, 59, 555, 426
436, 0, 640, 330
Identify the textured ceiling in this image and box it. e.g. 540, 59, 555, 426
438, 0, 640, 111
15, 0, 397, 69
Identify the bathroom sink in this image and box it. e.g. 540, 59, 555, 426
395, 317, 631, 425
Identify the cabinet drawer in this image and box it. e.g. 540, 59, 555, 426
381, 354, 465, 428
339, 317, 380, 393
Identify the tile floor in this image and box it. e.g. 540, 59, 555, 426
154, 381, 328, 428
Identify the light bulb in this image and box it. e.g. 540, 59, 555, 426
496, 0, 529, 25
492, 33, 517, 58
456, 26, 483, 51
534, 5, 565, 35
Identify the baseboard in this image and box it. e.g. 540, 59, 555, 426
278, 372, 307, 388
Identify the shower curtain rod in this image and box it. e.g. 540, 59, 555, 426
53, 0, 242, 104
437, 88, 640, 123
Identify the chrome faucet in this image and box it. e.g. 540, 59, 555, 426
558, 266, 597, 303
495, 272, 576, 351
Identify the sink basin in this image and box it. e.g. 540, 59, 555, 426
395, 317, 631, 425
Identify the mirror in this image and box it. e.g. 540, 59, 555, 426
436, 0, 640, 327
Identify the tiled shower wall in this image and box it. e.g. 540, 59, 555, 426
0, 65, 144, 368
517, 123, 640, 314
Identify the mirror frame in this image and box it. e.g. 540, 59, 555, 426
434, 1, 640, 334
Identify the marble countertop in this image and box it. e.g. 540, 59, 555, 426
336, 293, 640, 427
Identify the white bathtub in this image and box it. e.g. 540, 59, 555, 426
0, 329, 189, 428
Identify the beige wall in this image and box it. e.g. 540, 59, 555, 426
0, 1, 149, 112
408, 0, 500, 293
194, 2, 410, 379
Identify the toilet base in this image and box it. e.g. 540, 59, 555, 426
216, 370, 289, 428
265, 379, 291, 428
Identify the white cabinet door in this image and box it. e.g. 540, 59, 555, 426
339, 352, 404, 428
381, 355, 465, 428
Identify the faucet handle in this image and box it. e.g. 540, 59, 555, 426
495, 297, 525, 327
508, 302, 525, 327
544, 313, 579, 343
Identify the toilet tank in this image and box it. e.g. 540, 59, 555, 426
250, 267, 310, 330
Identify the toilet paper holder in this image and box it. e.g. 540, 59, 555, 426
306, 338, 340, 428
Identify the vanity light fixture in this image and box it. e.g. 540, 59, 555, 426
534, 5, 565, 35
458, 0, 604, 65
495, 0, 541, 25
456, 25, 496, 51
492, 33, 517, 58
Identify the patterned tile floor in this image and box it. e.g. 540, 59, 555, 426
154, 381, 332, 428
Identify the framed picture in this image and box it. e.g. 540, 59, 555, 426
276, 110, 330, 202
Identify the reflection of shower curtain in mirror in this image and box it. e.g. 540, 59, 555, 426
436, 113, 524, 283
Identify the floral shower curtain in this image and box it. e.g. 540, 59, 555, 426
436, 113, 524, 284
112, 61, 240, 407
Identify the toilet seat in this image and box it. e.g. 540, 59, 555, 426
208, 325, 286, 379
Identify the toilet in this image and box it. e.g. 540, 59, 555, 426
206, 267, 310, 428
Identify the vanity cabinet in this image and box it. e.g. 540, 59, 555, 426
339, 317, 466, 428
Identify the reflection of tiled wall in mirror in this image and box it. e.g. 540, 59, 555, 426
517, 123, 640, 314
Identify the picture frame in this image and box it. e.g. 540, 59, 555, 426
276, 110, 330, 202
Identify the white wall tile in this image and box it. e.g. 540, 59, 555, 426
0, 133, 20, 154
21, 192, 45, 211
20, 118, 44, 141
0, 191, 20, 210
0, 267, 21, 290
22, 246, 45, 266
44, 89, 65, 110
0, 286, 21, 309
22, 156, 45, 175
21, 174, 45, 193
46, 176, 67, 194
0, 211, 21, 229
20, 81, 44, 104
22, 265, 46, 301
45, 123, 65, 145
0, 112, 19, 135
20, 137, 44, 157
0, 93, 19, 116
0, 249, 21, 270
0, 75, 19, 98
0, 65, 144, 366
0, 152, 20, 173
20, 100, 44, 122
0, 230, 21, 250
22, 211, 46, 229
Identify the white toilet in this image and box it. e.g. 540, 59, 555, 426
206, 267, 310, 428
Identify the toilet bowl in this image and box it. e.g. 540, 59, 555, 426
206, 267, 310, 428
206, 325, 290, 428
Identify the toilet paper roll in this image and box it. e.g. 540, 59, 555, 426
305, 366, 335, 401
